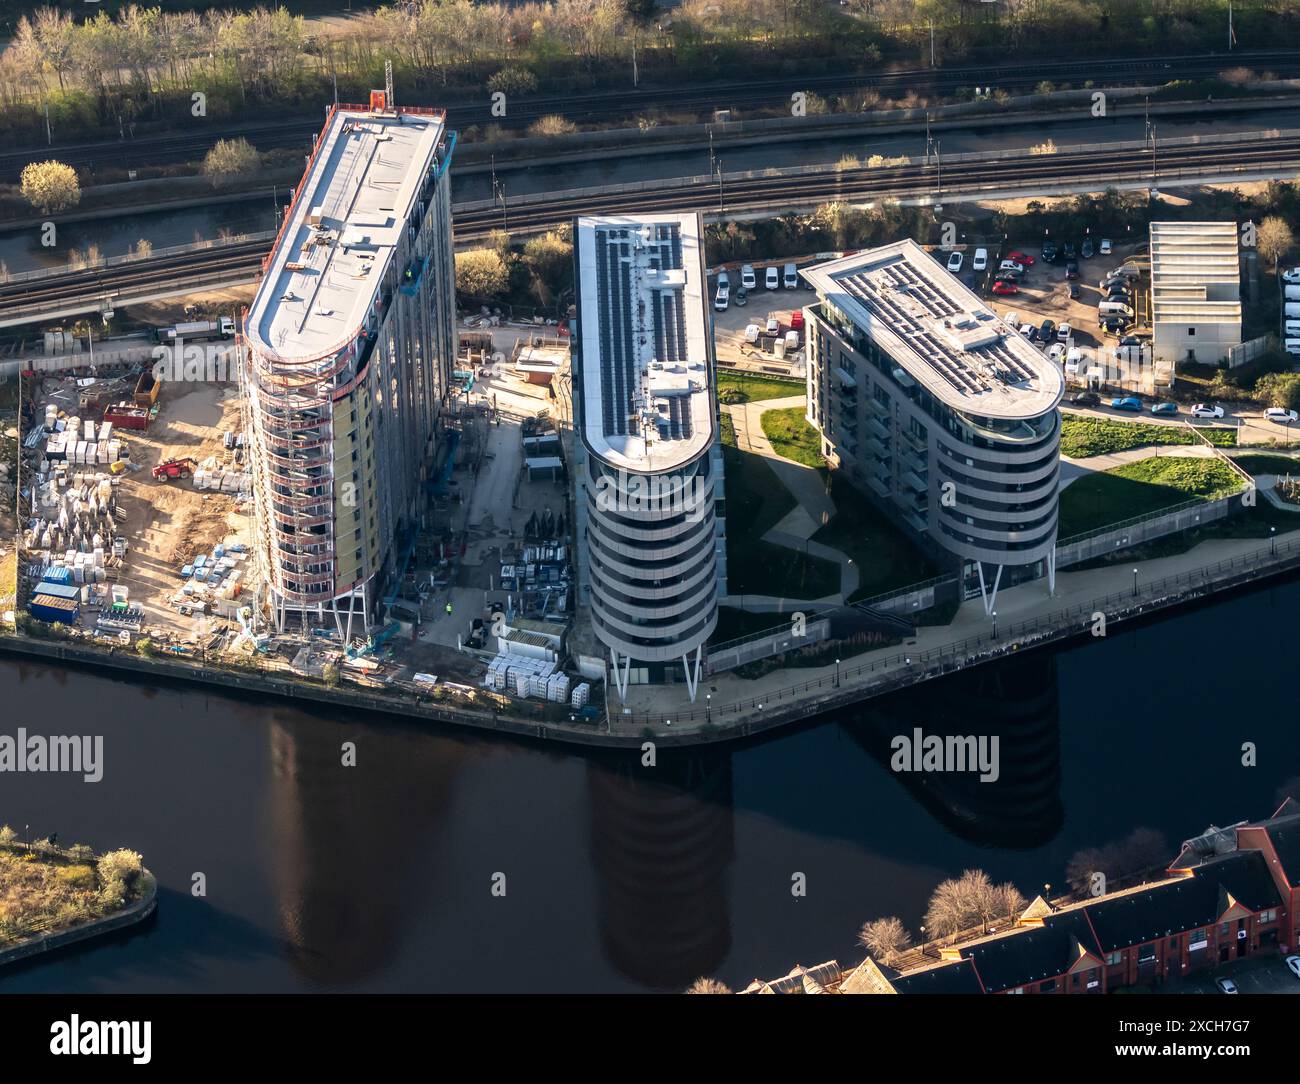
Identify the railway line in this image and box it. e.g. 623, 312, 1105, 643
3, 130, 1297, 325
1, 49, 1295, 181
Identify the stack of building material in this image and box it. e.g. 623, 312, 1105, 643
546, 672, 570, 703
569, 683, 591, 709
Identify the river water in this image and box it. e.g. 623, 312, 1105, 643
1, 576, 1297, 993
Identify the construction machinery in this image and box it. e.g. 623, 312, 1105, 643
152, 457, 197, 481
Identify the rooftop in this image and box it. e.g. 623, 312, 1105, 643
1149, 220, 1242, 326
245, 106, 446, 363
574, 213, 715, 473
802, 238, 1063, 420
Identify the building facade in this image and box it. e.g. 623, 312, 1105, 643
802, 240, 1064, 612
241, 103, 457, 635
571, 212, 726, 701
1149, 220, 1242, 370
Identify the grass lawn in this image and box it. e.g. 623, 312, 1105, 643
1060, 414, 1236, 458
0, 840, 147, 943
1058, 457, 1244, 537
760, 405, 824, 468
812, 472, 939, 603
721, 442, 841, 599
716, 371, 804, 404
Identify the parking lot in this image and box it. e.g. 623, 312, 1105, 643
708, 261, 813, 379
1173, 952, 1300, 995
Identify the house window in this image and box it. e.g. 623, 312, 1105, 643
1260, 909, 1277, 923
1189, 929, 1208, 951
1138, 944, 1156, 962
1106, 951, 1123, 966
1188, 327, 1196, 336
1040, 979, 1057, 993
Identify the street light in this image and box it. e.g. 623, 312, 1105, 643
1271, 526, 1277, 556
991, 610, 998, 639
706, 692, 712, 722
1133, 568, 1139, 596
835, 657, 841, 687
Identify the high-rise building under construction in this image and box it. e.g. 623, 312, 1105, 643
242, 101, 457, 635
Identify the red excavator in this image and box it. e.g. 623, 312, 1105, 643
152, 457, 197, 481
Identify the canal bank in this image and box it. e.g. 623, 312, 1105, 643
4, 530, 1300, 748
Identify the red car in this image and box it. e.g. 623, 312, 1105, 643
992, 280, 1018, 295
1006, 250, 1035, 266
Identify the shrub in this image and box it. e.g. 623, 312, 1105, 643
202, 138, 260, 188
20, 160, 80, 214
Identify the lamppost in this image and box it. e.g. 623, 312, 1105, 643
705, 692, 712, 723
991, 610, 998, 639
835, 657, 841, 687
1133, 567, 1139, 596
1271, 526, 1277, 556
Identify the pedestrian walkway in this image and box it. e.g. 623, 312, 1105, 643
1059, 444, 1213, 488
724, 395, 860, 604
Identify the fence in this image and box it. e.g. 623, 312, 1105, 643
626, 533, 1300, 728
1055, 494, 1240, 567
1228, 333, 1276, 369
1, 231, 277, 287
707, 616, 831, 674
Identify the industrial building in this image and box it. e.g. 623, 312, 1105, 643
241, 99, 457, 635
802, 239, 1064, 613
570, 212, 726, 702
1149, 221, 1242, 369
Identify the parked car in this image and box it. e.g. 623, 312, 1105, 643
1000, 259, 1025, 274
717, 270, 730, 289
765, 265, 780, 290
1039, 319, 1056, 340
714, 276, 729, 311
1102, 315, 1130, 334
1042, 239, 1058, 263
1111, 397, 1142, 412
1068, 282, 1081, 300
1019, 323, 1037, 340
947, 250, 964, 273
1119, 334, 1142, 346
992, 280, 1018, 295
1216, 977, 1239, 995
739, 264, 756, 289
1151, 401, 1179, 415
1285, 955, 1300, 978
1101, 274, 1129, 291
973, 248, 989, 271
1099, 238, 1113, 255
783, 262, 799, 288
1190, 403, 1225, 419
1007, 250, 1035, 266
790, 309, 805, 331
995, 272, 1022, 285
1057, 322, 1072, 341
733, 287, 747, 306
744, 323, 761, 344
1065, 260, 1079, 280
1081, 237, 1095, 259
1002, 310, 1021, 328
1283, 267, 1300, 284
1062, 241, 1077, 259
1047, 343, 1065, 363
1110, 264, 1142, 279
1072, 390, 1100, 406
1265, 407, 1299, 424
1065, 348, 1084, 375
765, 315, 780, 335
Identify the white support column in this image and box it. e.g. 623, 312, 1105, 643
682, 644, 703, 703
1047, 547, 1057, 596
977, 561, 1003, 616
610, 646, 632, 701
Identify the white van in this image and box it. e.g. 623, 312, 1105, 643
783, 263, 799, 289
784, 329, 800, 352
1286, 285, 1300, 302
1098, 300, 1134, 317
1065, 347, 1083, 374
1285, 320, 1300, 339
1286, 302, 1300, 319
972, 248, 989, 272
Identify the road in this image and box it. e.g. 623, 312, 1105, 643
1062, 403, 1300, 448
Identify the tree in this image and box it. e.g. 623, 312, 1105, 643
98, 848, 143, 885
202, 137, 260, 188
455, 248, 510, 299
925, 869, 1025, 941
685, 977, 731, 994
1257, 216, 1294, 271
857, 916, 912, 967
487, 67, 537, 95
0, 825, 16, 847
20, 160, 80, 214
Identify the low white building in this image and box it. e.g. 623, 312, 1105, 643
1149, 221, 1242, 370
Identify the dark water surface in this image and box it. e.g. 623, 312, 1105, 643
1, 576, 1297, 993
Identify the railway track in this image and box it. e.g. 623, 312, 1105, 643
1, 50, 1295, 181
3, 132, 1297, 321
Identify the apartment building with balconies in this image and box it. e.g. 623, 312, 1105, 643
802, 239, 1064, 612
242, 101, 457, 635
570, 212, 726, 702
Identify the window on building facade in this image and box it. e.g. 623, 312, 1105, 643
1106, 950, 1123, 966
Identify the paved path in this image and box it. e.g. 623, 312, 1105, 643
724, 395, 860, 604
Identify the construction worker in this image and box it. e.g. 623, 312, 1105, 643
445, 602, 453, 616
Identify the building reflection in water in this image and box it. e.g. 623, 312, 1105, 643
843, 652, 1063, 848
267, 710, 467, 986
586, 750, 735, 991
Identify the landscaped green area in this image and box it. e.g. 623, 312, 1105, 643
0, 830, 148, 943
1058, 457, 1244, 538
812, 473, 939, 604
760, 406, 824, 469
716, 371, 804, 405
1060, 414, 1236, 459
721, 437, 840, 600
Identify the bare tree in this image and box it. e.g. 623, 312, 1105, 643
925, 869, 1026, 941
685, 977, 731, 994
1258, 216, 1294, 271
857, 916, 912, 966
